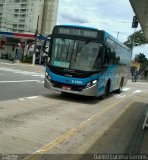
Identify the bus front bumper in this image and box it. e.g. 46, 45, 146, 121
44, 78, 97, 97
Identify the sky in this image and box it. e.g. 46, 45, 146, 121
57, 0, 148, 58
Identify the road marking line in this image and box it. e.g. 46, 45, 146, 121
18, 96, 39, 101
115, 94, 126, 99
37, 81, 44, 84
97, 100, 134, 154
74, 100, 135, 154
27, 96, 39, 99
32, 75, 44, 77
19, 98, 25, 101
74, 93, 148, 154
122, 87, 130, 91
0, 80, 40, 83
0, 67, 44, 76
133, 90, 142, 94
24, 94, 133, 160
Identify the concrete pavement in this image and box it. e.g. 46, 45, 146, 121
0, 63, 47, 101
0, 62, 148, 159
0, 60, 45, 73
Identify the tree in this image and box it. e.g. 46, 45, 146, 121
124, 30, 147, 48
134, 53, 148, 71
135, 53, 147, 64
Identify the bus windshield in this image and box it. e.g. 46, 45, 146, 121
50, 38, 101, 71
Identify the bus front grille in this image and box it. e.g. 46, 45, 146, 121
51, 80, 85, 92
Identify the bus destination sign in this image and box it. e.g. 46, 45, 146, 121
56, 27, 98, 38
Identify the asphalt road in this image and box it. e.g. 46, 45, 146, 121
0, 63, 48, 101
0, 62, 148, 160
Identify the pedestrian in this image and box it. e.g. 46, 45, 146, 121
133, 70, 139, 82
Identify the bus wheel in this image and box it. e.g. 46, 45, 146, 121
116, 79, 123, 94
101, 82, 110, 99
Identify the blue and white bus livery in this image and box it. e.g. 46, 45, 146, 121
44, 25, 132, 97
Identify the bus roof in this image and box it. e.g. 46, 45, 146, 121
103, 31, 131, 51
57, 25, 97, 30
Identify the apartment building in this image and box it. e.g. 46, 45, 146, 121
0, 0, 59, 35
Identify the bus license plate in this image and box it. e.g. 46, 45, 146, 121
62, 85, 71, 90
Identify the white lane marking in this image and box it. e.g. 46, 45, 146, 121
122, 88, 130, 92
31, 74, 45, 78
19, 98, 25, 101
37, 81, 44, 84
32, 75, 45, 78
87, 115, 95, 121
0, 67, 44, 77
115, 94, 126, 99
26, 96, 39, 99
0, 80, 40, 83
133, 90, 142, 94
18, 96, 39, 100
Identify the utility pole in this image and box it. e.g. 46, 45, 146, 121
117, 32, 119, 40
131, 28, 136, 57
32, 15, 39, 66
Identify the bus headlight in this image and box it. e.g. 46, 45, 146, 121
45, 72, 48, 76
92, 80, 97, 85
45, 72, 51, 81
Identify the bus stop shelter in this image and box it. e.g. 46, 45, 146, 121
129, 0, 148, 41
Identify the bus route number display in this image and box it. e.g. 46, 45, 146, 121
57, 27, 98, 38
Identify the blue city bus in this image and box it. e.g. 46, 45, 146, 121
44, 25, 132, 97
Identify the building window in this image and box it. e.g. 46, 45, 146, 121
13, 24, 17, 28
14, 0, 20, 3
12, 29, 17, 32
21, 4, 27, 7
19, 19, 25, 23
20, 14, 26, 18
20, 9, 26, 13
14, 9, 19, 13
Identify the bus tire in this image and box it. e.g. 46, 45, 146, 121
116, 78, 123, 94
101, 80, 110, 99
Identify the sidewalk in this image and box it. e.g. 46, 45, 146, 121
140, 106, 148, 154
129, 75, 148, 83
141, 128, 148, 154
0, 59, 45, 73
14, 62, 45, 73
14, 68, 148, 154
0, 59, 14, 64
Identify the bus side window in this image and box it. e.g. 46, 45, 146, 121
104, 48, 110, 65
93, 47, 102, 70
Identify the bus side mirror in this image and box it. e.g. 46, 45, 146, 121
42, 35, 51, 56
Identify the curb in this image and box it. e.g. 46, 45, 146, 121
0, 61, 45, 73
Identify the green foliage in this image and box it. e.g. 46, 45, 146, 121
124, 30, 147, 48
23, 55, 32, 63
134, 53, 148, 71
135, 53, 147, 64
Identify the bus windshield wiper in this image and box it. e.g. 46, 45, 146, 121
66, 42, 70, 59
74, 41, 79, 61
74, 41, 90, 61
